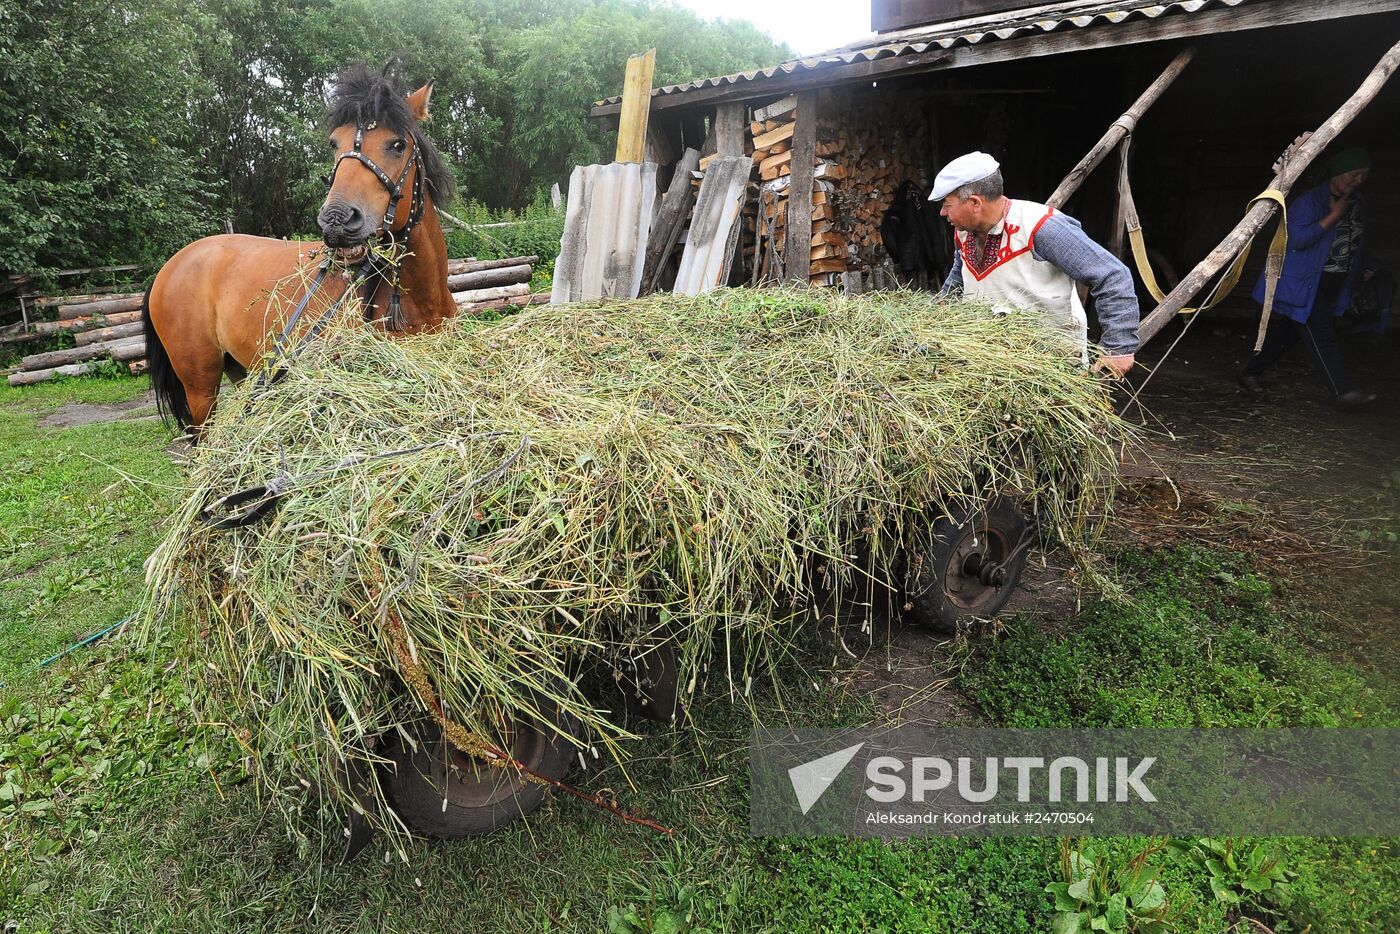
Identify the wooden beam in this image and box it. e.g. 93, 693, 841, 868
591, 47, 951, 118
714, 103, 745, 157
590, 0, 1400, 119
615, 49, 656, 164
785, 91, 817, 284
1047, 46, 1195, 208
641, 148, 702, 295
1139, 36, 1400, 347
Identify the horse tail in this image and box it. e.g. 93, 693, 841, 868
142, 283, 192, 429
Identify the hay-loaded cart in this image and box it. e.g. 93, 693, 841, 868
143, 290, 1121, 856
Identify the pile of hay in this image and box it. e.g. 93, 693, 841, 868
142, 287, 1126, 829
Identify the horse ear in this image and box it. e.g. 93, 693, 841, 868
407, 82, 433, 122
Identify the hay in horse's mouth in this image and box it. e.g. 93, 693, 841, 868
333, 244, 368, 263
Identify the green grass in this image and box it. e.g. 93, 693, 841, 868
1, 375, 1396, 933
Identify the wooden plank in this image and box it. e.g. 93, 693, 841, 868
34, 289, 142, 308
784, 91, 817, 284
642, 148, 702, 295
615, 48, 657, 164
592, 0, 1400, 119
1047, 47, 1195, 208
714, 102, 745, 157
1140, 35, 1400, 347
753, 96, 796, 122
445, 255, 536, 277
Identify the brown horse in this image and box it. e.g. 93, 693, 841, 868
143, 65, 459, 431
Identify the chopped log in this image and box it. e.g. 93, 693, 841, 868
111, 339, 146, 362
75, 321, 143, 346
57, 294, 144, 320
758, 150, 793, 180
753, 122, 796, 150
21, 335, 145, 370
9, 362, 100, 386
642, 148, 702, 295
450, 283, 529, 305
444, 264, 532, 292
1048, 47, 1195, 208
0, 311, 144, 345
1140, 37, 1400, 346
754, 96, 796, 122
128, 359, 149, 376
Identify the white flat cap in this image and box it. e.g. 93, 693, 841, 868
929, 151, 1000, 200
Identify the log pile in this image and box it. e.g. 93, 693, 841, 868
740, 96, 851, 287
825, 99, 932, 274
6, 255, 548, 385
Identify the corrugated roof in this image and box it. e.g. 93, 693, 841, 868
551, 162, 658, 303
594, 0, 1248, 109
673, 157, 750, 295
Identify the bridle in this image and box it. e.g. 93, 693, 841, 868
314, 115, 428, 333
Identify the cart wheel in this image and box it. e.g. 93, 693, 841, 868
808, 552, 902, 654
623, 642, 688, 727
381, 700, 577, 839
907, 497, 1030, 634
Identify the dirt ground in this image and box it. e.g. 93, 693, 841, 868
37, 390, 158, 429
851, 314, 1400, 726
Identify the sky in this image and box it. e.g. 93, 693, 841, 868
670, 0, 873, 56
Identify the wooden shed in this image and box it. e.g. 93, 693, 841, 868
589, 0, 1400, 349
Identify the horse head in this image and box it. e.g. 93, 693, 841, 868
319, 66, 454, 255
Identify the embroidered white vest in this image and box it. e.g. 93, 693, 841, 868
954, 199, 1088, 361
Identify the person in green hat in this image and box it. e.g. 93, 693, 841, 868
1239, 147, 1377, 406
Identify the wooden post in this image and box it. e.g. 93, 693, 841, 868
784, 91, 817, 283
1139, 37, 1400, 346
615, 49, 656, 164
1047, 47, 1195, 208
714, 103, 745, 158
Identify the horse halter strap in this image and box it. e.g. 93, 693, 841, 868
325, 116, 428, 330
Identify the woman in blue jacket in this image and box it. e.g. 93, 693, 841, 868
1240, 148, 1377, 407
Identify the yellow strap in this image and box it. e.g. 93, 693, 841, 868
1127, 188, 1287, 320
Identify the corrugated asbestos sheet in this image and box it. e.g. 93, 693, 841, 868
673, 157, 750, 296
593, 0, 1249, 109
551, 162, 658, 303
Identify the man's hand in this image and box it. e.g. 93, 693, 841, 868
1092, 353, 1135, 377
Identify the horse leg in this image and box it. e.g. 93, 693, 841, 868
169, 347, 226, 433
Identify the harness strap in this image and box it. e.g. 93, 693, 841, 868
1118, 135, 1287, 330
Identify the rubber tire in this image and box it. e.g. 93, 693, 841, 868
622, 642, 688, 727
380, 700, 578, 839
907, 497, 1029, 634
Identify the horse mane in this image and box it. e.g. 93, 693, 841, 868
325, 63, 456, 203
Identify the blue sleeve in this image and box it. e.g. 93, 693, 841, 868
939, 251, 964, 296
1287, 188, 1332, 251
1031, 213, 1141, 354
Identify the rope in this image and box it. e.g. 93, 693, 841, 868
0, 613, 134, 689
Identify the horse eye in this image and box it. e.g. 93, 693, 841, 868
391, 138, 406, 153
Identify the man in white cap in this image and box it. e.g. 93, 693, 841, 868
931, 151, 1139, 375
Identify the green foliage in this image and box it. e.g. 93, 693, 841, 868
0, 0, 215, 275
0, 0, 789, 279
1167, 838, 1295, 915
1045, 841, 1169, 934
442, 193, 567, 267
960, 547, 1398, 728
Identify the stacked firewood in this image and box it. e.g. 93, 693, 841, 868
5, 255, 545, 386
824, 95, 933, 274
741, 96, 851, 287
448, 254, 546, 314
